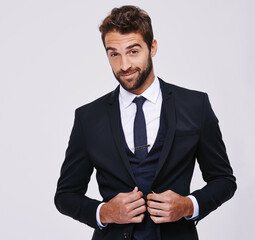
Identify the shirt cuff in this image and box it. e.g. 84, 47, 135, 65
185, 195, 199, 220
96, 202, 108, 229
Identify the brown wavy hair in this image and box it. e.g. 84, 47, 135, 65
99, 5, 154, 50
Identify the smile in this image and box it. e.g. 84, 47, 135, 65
121, 71, 137, 80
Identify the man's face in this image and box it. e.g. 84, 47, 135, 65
105, 31, 157, 94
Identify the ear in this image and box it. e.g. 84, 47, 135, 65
150, 39, 157, 57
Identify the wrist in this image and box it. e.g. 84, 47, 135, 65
184, 196, 194, 217
96, 203, 108, 229
100, 202, 110, 224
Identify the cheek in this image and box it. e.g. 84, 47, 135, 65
136, 53, 150, 67
136, 59, 148, 70
108, 59, 119, 72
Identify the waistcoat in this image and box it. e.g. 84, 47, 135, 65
123, 109, 167, 240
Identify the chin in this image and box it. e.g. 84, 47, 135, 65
119, 79, 136, 90
121, 84, 136, 91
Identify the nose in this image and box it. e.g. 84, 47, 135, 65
120, 56, 131, 72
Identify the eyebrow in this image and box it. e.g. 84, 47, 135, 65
106, 43, 142, 53
106, 47, 117, 52
126, 43, 142, 50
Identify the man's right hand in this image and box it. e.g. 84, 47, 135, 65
100, 186, 146, 224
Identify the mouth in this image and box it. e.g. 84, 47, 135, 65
120, 71, 137, 80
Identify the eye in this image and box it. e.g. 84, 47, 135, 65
108, 52, 118, 58
130, 50, 138, 55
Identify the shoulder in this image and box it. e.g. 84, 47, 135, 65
75, 86, 118, 116
159, 78, 214, 129
159, 78, 208, 105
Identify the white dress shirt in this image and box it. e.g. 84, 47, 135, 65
96, 77, 199, 228
119, 76, 162, 153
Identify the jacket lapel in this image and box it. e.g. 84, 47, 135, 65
107, 87, 137, 186
107, 79, 176, 187
153, 79, 176, 181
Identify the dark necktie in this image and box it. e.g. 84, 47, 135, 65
133, 96, 148, 160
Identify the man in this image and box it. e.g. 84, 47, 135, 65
55, 5, 236, 240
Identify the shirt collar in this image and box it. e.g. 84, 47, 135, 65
119, 76, 160, 108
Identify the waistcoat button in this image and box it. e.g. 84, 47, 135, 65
124, 232, 130, 239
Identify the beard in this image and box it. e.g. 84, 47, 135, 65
113, 55, 153, 92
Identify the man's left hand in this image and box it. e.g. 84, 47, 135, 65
147, 190, 193, 223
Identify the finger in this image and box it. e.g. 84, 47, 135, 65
128, 197, 145, 210
150, 215, 169, 224
147, 193, 164, 202
147, 200, 168, 210
147, 206, 169, 217
133, 186, 138, 192
130, 204, 146, 217
125, 190, 143, 203
130, 213, 145, 223
124, 198, 145, 214
147, 193, 153, 199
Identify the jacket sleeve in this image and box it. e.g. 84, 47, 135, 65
191, 93, 237, 221
54, 109, 101, 229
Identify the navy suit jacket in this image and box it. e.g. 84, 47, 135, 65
55, 79, 236, 240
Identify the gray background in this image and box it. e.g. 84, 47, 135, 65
1, 0, 254, 239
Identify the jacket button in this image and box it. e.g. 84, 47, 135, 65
124, 232, 130, 239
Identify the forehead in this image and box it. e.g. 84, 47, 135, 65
104, 31, 146, 50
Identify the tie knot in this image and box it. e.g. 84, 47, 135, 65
133, 96, 146, 109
